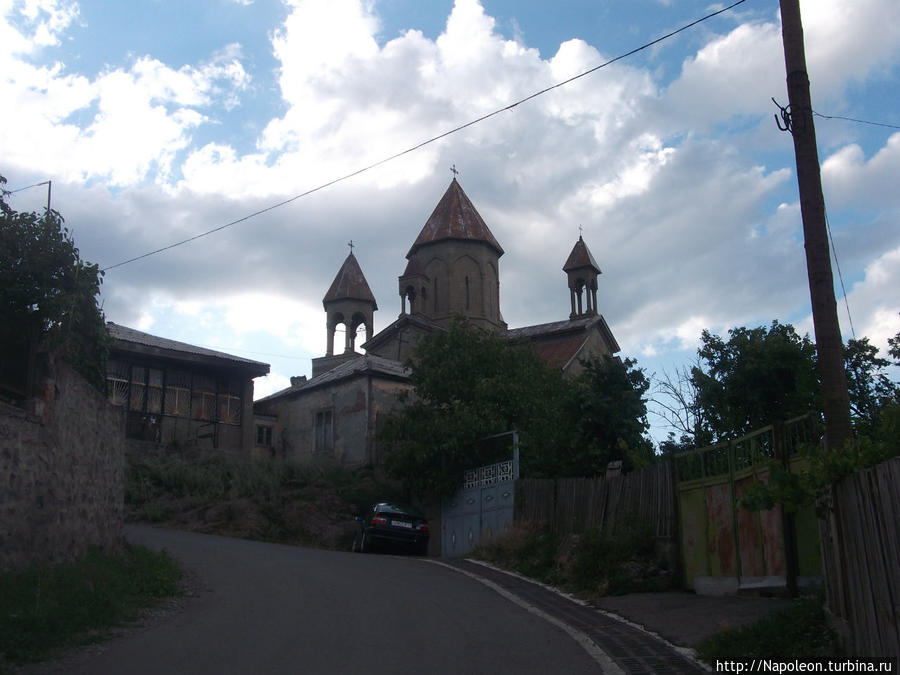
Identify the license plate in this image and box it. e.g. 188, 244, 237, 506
392, 520, 412, 528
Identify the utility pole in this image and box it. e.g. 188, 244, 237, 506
779, 0, 851, 451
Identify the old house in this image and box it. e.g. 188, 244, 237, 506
105, 322, 270, 454
255, 177, 620, 464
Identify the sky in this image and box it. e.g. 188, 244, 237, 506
2, 0, 899, 444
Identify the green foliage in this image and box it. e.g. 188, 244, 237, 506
0, 545, 181, 664
379, 319, 655, 497
0, 175, 108, 394
125, 449, 403, 546
472, 516, 671, 597
698, 594, 842, 661
740, 405, 900, 516
563, 356, 655, 475
379, 318, 572, 497
888, 324, 900, 364
692, 321, 819, 442
472, 522, 563, 584
844, 337, 898, 432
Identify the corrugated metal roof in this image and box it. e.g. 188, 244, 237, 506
407, 179, 504, 257
107, 322, 270, 372
323, 252, 377, 308
362, 313, 444, 352
256, 353, 409, 402
563, 236, 601, 273
506, 316, 598, 340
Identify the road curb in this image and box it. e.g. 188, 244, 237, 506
427, 558, 709, 674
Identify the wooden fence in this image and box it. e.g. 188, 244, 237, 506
820, 456, 900, 658
514, 461, 677, 539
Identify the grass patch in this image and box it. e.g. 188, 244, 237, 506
698, 594, 843, 661
0, 545, 181, 666
473, 522, 564, 585
472, 516, 672, 597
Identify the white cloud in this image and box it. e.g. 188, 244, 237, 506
9, 0, 79, 50
0, 5, 249, 186
822, 133, 900, 209
255, 372, 291, 400
3, 0, 898, 414
844, 247, 900, 352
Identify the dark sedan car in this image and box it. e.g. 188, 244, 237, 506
353, 502, 430, 555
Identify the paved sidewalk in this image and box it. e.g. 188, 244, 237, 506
438, 559, 709, 674
594, 590, 793, 650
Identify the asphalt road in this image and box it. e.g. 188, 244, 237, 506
61, 526, 604, 674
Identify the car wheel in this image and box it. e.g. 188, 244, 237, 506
360, 531, 370, 553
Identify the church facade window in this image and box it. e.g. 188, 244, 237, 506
315, 409, 333, 452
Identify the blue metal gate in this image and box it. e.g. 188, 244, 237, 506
442, 434, 519, 557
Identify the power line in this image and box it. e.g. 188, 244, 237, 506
102, 0, 748, 272
813, 111, 900, 130
824, 204, 855, 339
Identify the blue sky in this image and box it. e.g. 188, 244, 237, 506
3, 0, 898, 444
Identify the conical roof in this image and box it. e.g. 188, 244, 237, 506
407, 178, 504, 257
323, 252, 377, 308
563, 236, 601, 273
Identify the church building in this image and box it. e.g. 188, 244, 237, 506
253, 177, 620, 465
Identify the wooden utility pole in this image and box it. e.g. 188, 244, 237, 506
779, 0, 851, 451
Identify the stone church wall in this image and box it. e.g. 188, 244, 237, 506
0, 359, 124, 571
256, 374, 410, 468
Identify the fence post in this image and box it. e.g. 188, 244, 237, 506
667, 451, 683, 589
728, 440, 742, 584
774, 420, 799, 597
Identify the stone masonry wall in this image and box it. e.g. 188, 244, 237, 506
0, 358, 125, 571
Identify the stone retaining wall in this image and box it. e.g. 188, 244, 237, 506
0, 358, 125, 570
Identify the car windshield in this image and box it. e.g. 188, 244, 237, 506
375, 503, 424, 518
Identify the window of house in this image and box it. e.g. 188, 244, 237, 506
256, 425, 273, 447
129, 366, 146, 412
192, 374, 216, 421
147, 368, 163, 414
315, 410, 333, 452
164, 369, 191, 418
106, 360, 129, 406
217, 380, 242, 425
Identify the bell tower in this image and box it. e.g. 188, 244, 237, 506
563, 235, 601, 318
313, 246, 378, 377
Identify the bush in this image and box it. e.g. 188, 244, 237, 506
698, 593, 842, 661
473, 516, 672, 597
123, 449, 408, 548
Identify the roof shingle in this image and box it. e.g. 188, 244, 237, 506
407, 179, 504, 257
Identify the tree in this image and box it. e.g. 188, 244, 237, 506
657, 320, 899, 447
379, 319, 569, 498
0, 175, 108, 396
652, 363, 714, 450
562, 355, 654, 475
844, 337, 898, 432
378, 319, 654, 498
888, 319, 900, 365
690, 321, 819, 442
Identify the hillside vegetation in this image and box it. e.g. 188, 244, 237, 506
125, 449, 405, 550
